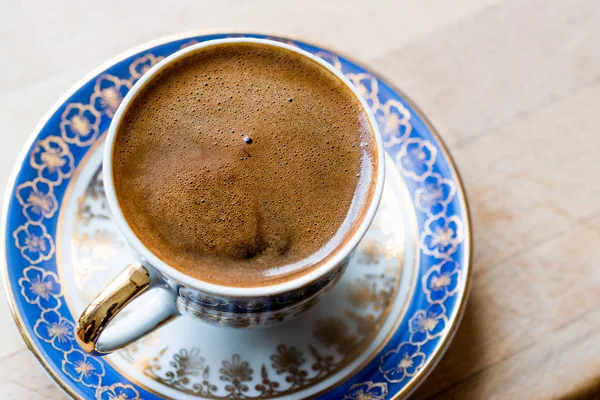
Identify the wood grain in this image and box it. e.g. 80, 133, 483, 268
1, 0, 598, 398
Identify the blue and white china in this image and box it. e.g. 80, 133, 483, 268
1, 32, 471, 399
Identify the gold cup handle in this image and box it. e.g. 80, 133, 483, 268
75, 263, 178, 355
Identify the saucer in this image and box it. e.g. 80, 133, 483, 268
1, 32, 471, 399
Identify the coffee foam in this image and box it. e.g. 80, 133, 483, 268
113, 42, 377, 287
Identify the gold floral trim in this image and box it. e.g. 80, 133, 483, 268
29, 136, 75, 185
90, 74, 132, 118
60, 103, 102, 147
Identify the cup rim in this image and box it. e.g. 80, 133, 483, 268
103, 37, 386, 297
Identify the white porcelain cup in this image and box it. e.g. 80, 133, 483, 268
75, 38, 385, 356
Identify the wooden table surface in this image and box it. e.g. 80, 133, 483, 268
1, 0, 598, 398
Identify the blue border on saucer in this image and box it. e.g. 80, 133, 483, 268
2, 33, 470, 400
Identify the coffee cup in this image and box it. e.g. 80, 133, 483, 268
75, 38, 385, 355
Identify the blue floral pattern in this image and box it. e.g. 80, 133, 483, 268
346, 73, 380, 110
15, 178, 58, 222
18, 266, 61, 309
96, 383, 141, 400
379, 343, 426, 383
409, 303, 447, 344
13, 222, 54, 264
29, 136, 74, 185
373, 99, 411, 148
415, 173, 456, 217
60, 103, 101, 147
421, 215, 464, 258
62, 350, 105, 388
396, 138, 437, 181
90, 74, 131, 118
4, 33, 470, 400
34, 309, 74, 352
342, 381, 388, 400
423, 259, 461, 303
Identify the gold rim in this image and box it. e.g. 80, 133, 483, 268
0, 30, 472, 400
